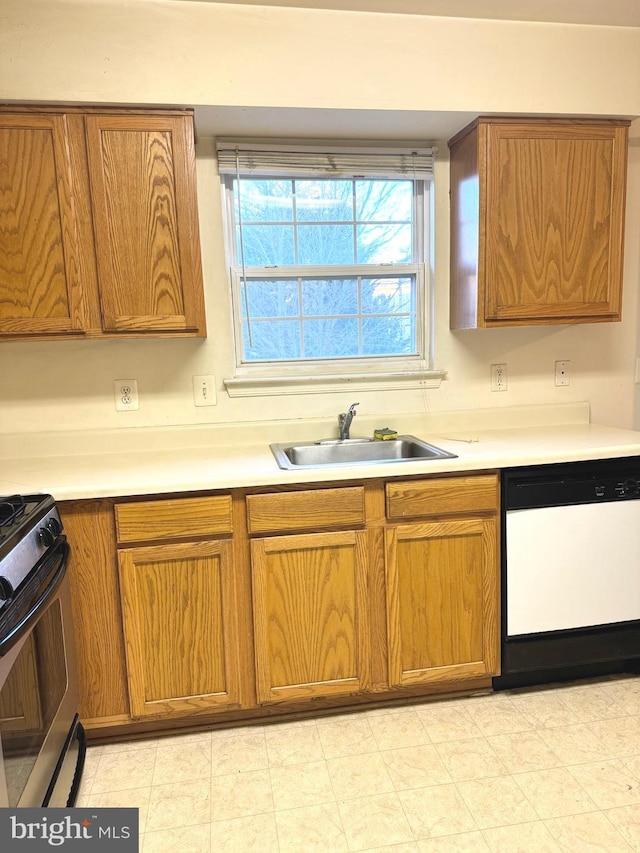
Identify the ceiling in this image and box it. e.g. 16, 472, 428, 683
195, 0, 640, 28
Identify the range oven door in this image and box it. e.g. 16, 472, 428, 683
0, 539, 85, 807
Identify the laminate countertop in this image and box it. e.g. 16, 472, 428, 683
2, 403, 640, 501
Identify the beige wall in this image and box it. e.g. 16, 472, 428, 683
1, 0, 640, 435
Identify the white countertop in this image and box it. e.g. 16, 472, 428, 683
2, 403, 640, 501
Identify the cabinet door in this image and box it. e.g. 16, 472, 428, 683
118, 540, 241, 718
85, 114, 205, 335
386, 517, 499, 687
484, 122, 627, 323
0, 114, 86, 336
251, 531, 371, 703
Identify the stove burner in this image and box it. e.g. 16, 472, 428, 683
0, 496, 27, 530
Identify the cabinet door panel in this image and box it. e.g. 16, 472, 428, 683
252, 531, 371, 703
119, 540, 240, 718
0, 114, 85, 335
484, 123, 626, 322
386, 518, 499, 687
85, 115, 205, 334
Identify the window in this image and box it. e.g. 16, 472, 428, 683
218, 142, 441, 394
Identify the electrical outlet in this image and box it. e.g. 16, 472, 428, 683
491, 363, 507, 392
114, 379, 139, 411
555, 360, 570, 387
193, 374, 217, 407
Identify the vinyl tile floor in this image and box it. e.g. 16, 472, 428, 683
77, 674, 640, 852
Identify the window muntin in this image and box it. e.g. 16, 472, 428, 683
224, 170, 429, 370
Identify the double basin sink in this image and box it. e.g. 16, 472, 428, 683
270, 435, 457, 470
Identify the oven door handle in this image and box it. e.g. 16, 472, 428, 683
0, 538, 69, 656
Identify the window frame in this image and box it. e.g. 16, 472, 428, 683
218, 145, 444, 396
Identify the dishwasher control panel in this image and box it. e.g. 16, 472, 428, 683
504, 457, 640, 510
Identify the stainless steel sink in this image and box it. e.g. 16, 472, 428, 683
270, 435, 457, 470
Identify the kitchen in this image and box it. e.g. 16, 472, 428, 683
2, 0, 640, 850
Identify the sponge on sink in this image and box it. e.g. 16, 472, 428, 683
373, 427, 398, 441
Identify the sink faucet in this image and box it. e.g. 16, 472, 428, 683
338, 402, 359, 440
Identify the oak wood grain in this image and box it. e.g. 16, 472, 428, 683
85, 114, 205, 335
118, 539, 241, 718
386, 475, 499, 519
115, 495, 233, 543
59, 500, 130, 723
246, 487, 365, 534
251, 530, 371, 703
0, 114, 86, 335
449, 117, 629, 328
386, 516, 499, 687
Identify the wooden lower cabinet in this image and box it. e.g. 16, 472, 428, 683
251, 530, 372, 704
118, 539, 242, 718
385, 515, 499, 687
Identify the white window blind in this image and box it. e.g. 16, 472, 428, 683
216, 141, 434, 178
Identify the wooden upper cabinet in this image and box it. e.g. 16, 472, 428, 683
449, 117, 629, 328
85, 114, 205, 335
0, 113, 86, 336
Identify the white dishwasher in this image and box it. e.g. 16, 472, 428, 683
494, 457, 640, 690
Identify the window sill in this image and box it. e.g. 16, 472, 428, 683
223, 369, 446, 397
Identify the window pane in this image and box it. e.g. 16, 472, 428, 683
298, 224, 354, 265
236, 179, 293, 222
303, 318, 359, 358
295, 180, 353, 221
356, 180, 412, 222
356, 223, 412, 263
362, 316, 415, 355
362, 278, 414, 314
238, 224, 295, 265
242, 280, 299, 319
302, 279, 357, 316
243, 319, 300, 361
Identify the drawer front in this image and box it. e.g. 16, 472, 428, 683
246, 487, 365, 534
386, 475, 498, 520
115, 495, 233, 543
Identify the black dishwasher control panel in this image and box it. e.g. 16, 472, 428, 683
504, 456, 640, 510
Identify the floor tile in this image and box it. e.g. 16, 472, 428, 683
152, 740, 212, 785
210, 769, 274, 820
366, 709, 430, 751
482, 820, 561, 852
435, 737, 508, 781
486, 731, 561, 774
143, 823, 211, 853
552, 683, 629, 723
265, 721, 324, 766
605, 802, 640, 850
538, 723, 612, 765
275, 802, 349, 852
601, 678, 640, 715
508, 691, 581, 729
317, 712, 379, 759
381, 743, 452, 791
456, 775, 538, 829
88, 786, 151, 834
146, 778, 211, 832
398, 783, 478, 839
327, 751, 394, 800
338, 792, 414, 851
512, 766, 597, 818
465, 698, 532, 737
91, 747, 157, 794
587, 716, 640, 758
416, 834, 490, 852
210, 812, 280, 853
415, 704, 483, 744
567, 760, 640, 809
270, 759, 335, 810
544, 810, 634, 851
211, 730, 269, 775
